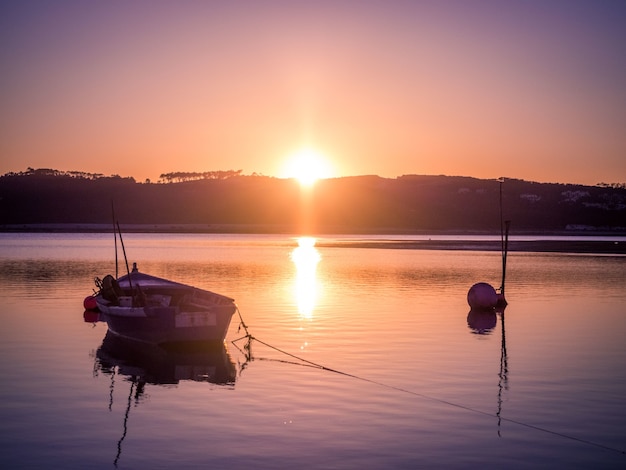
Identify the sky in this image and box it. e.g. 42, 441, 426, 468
1, 0, 625, 186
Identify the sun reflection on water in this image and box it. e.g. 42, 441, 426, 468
290, 237, 321, 319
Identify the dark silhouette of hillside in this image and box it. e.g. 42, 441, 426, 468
1, 168, 625, 233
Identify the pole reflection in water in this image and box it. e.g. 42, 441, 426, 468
115, 379, 137, 468
93, 332, 237, 467
290, 237, 321, 319
497, 311, 509, 436
466, 308, 509, 437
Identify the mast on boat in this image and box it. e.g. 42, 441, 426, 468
111, 201, 118, 279
110, 201, 133, 291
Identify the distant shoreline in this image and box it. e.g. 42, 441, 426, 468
2, 223, 625, 254
2, 222, 625, 236
315, 239, 625, 254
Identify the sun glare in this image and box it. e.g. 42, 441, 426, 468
291, 237, 321, 318
283, 148, 333, 187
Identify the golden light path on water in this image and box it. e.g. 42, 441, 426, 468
290, 237, 321, 319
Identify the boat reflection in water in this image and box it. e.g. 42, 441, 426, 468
95, 330, 237, 387
94, 331, 237, 467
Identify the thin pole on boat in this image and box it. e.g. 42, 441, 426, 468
111, 201, 118, 279
116, 221, 133, 291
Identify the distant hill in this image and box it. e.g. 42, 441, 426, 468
1, 169, 625, 233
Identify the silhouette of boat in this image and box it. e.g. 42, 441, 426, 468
88, 264, 237, 346
83, 209, 236, 346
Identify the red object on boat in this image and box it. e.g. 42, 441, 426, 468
83, 296, 98, 311
83, 310, 100, 323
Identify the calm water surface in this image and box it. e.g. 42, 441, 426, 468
0, 233, 625, 469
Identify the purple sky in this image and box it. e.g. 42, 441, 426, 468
1, 0, 625, 185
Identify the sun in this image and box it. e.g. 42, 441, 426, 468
282, 148, 333, 187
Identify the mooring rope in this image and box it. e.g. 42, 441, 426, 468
232, 308, 625, 456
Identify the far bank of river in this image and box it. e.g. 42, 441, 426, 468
316, 239, 625, 254
2, 224, 625, 254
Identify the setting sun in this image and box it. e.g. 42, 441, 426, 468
282, 148, 333, 187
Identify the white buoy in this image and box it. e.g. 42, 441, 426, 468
467, 282, 498, 310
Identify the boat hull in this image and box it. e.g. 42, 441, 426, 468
99, 304, 236, 345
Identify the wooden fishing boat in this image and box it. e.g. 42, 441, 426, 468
87, 263, 236, 345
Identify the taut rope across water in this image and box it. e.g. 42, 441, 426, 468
232, 307, 625, 457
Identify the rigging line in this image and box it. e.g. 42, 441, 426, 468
231, 307, 624, 456
255, 356, 325, 370
245, 334, 625, 456
116, 221, 133, 292
235, 306, 250, 337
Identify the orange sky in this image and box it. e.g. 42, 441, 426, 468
1, 1, 625, 185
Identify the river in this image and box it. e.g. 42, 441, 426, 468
0, 233, 624, 469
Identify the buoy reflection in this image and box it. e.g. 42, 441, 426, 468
291, 237, 321, 318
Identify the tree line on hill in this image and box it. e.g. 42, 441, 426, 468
2, 167, 245, 184
1, 168, 624, 233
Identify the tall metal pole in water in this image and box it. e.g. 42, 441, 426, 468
501, 220, 510, 297
498, 179, 510, 298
